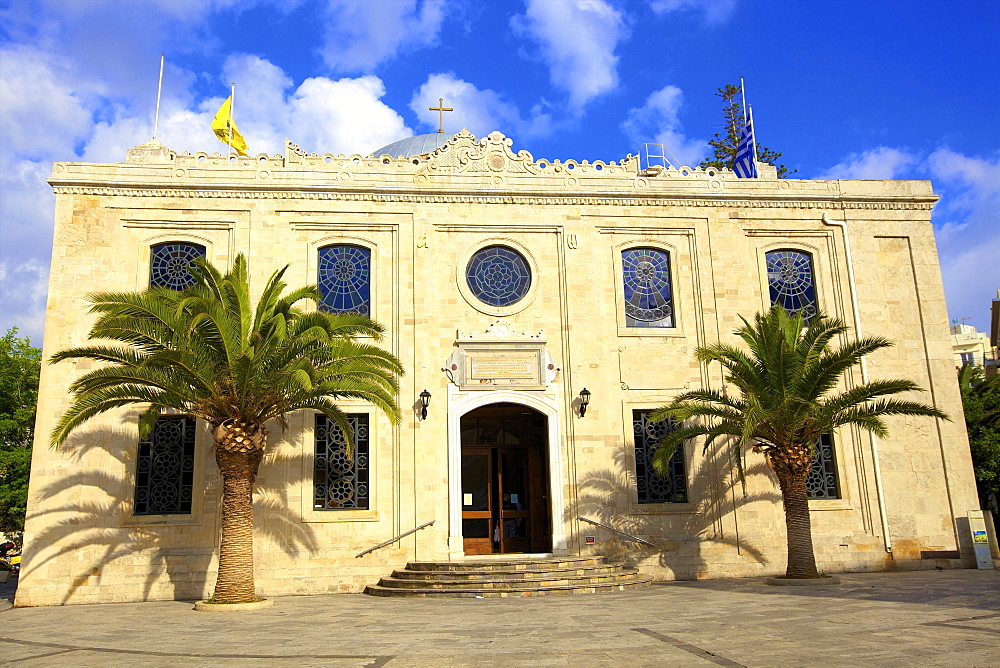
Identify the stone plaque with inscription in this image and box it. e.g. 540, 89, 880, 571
445, 321, 559, 391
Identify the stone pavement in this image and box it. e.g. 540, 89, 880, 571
1, 569, 998, 667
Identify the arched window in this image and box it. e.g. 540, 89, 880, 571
149, 242, 206, 290
318, 245, 371, 316
466, 245, 532, 307
622, 247, 674, 327
765, 249, 817, 320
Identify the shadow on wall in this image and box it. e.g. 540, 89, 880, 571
17, 423, 318, 605
571, 443, 780, 580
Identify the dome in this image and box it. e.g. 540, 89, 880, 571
371, 132, 459, 158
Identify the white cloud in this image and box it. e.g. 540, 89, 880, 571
621, 85, 706, 167
511, 0, 627, 109
813, 146, 916, 180
409, 72, 552, 141
0, 14, 412, 341
319, 0, 446, 73
927, 149, 1000, 327
649, 0, 738, 24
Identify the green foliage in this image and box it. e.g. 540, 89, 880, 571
651, 306, 947, 473
699, 83, 796, 178
51, 254, 404, 447
0, 327, 41, 534
957, 364, 1000, 507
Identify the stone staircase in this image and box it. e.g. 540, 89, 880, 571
364, 555, 652, 598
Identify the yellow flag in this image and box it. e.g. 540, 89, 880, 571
211, 95, 248, 156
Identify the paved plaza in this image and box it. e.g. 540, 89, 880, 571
1, 569, 998, 667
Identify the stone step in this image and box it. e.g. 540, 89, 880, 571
364, 577, 653, 598
377, 569, 643, 590
389, 565, 628, 581
405, 556, 604, 572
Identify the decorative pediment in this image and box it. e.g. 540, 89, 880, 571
445, 320, 559, 390
425, 130, 541, 175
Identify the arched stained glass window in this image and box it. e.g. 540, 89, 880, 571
149, 242, 206, 290
318, 245, 371, 316
765, 250, 817, 320
622, 247, 674, 327
466, 245, 531, 307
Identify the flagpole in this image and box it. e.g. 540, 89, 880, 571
152, 54, 164, 140
740, 77, 748, 127
228, 82, 235, 159
749, 104, 759, 163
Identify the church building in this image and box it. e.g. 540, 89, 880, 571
16, 127, 979, 605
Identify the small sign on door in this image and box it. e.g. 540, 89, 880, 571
584, 536, 596, 545
463, 493, 473, 506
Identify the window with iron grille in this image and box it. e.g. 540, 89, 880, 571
314, 414, 369, 510
633, 410, 687, 503
134, 417, 196, 515
149, 242, 206, 290
806, 432, 840, 499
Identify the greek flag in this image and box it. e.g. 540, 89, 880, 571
733, 109, 757, 178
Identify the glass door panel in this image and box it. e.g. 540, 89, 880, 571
461, 451, 494, 555
498, 450, 530, 552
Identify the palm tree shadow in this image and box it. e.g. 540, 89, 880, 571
571, 443, 780, 580
19, 422, 319, 605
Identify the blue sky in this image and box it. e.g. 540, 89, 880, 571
2, 0, 998, 342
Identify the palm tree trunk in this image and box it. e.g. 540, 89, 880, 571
774, 467, 820, 578
211, 421, 266, 603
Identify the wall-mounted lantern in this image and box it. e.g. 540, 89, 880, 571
579, 387, 591, 417
419, 389, 431, 420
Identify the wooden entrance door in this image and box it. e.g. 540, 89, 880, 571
460, 405, 550, 555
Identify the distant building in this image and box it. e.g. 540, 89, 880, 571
951, 323, 994, 371
17, 130, 980, 606
991, 289, 1000, 375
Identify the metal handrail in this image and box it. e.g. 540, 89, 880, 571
356, 520, 435, 558
579, 516, 654, 546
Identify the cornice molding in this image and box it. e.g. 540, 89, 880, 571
48, 185, 936, 211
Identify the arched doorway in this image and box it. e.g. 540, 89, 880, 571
460, 403, 551, 555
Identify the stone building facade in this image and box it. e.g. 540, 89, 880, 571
16, 130, 978, 606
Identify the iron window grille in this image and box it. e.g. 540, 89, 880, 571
633, 410, 687, 503
314, 414, 370, 510
806, 432, 840, 499
134, 417, 196, 515
149, 242, 206, 290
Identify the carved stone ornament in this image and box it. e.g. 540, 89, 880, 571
444, 320, 559, 390
422, 130, 541, 175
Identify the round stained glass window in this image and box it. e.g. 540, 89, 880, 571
466, 245, 532, 307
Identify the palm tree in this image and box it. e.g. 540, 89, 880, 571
651, 306, 947, 579
50, 254, 403, 603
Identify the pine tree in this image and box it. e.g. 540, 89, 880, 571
700, 83, 795, 178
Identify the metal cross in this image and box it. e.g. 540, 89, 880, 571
428, 97, 453, 134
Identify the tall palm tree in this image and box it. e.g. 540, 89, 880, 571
50, 255, 402, 603
651, 306, 947, 579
